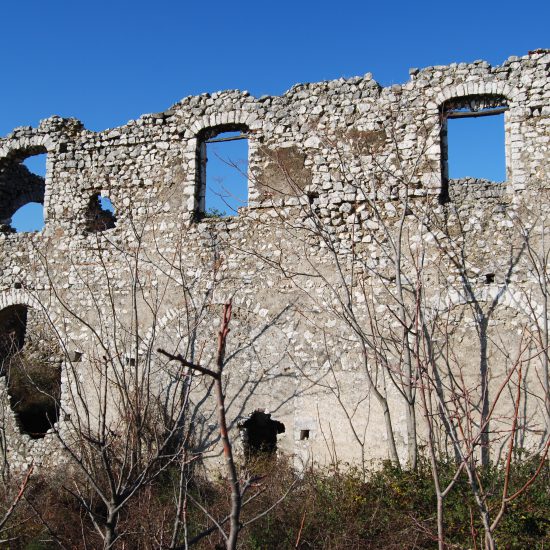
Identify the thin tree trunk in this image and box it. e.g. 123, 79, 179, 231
104, 506, 119, 549
479, 316, 490, 469
214, 303, 241, 550
406, 382, 418, 469
361, 345, 400, 466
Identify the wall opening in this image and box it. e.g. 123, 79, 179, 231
23, 153, 47, 179
196, 126, 248, 219
0, 149, 47, 233
440, 95, 508, 202
0, 305, 61, 438
238, 410, 285, 458
85, 193, 117, 233
11, 202, 45, 233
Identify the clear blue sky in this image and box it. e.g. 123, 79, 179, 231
1, 0, 547, 227
1, 0, 547, 135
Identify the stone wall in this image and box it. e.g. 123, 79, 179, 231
0, 51, 548, 471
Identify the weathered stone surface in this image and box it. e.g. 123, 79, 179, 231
0, 51, 548, 470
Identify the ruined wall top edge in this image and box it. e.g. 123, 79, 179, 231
0, 50, 547, 237
2, 50, 548, 139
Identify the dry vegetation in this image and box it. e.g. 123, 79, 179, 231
0, 455, 548, 549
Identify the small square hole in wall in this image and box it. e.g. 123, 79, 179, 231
485, 273, 495, 285
70, 350, 83, 363
300, 429, 310, 440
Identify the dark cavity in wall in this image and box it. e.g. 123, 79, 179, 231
0, 305, 61, 438
85, 193, 117, 232
239, 410, 285, 458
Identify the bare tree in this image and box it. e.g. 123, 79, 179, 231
236, 108, 442, 469
226, 105, 550, 548
0, 462, 33, 545
0, 193, 295, 548
0, 201, 223, 547
160, 302, 244, 549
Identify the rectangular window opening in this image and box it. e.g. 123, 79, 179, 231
446, 112, 506, 182
300, 429, 310, 441
439, 96, 509, 203
199, 130, 248, 219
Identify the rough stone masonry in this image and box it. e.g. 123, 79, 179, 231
0, 51, 548, 471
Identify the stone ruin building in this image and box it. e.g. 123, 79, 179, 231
0, 50, 548, 472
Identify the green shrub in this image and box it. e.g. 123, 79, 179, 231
1, 455, 548, 548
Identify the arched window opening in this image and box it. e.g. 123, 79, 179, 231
196, 126, 248, 219
23, 153, 47, 179
0, 305, 61, 438
11, 202, 45, 233
238, 410, 285, 459
440, 95, 508, 202
0, 148, 47, 233
85, 193, 117, 233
